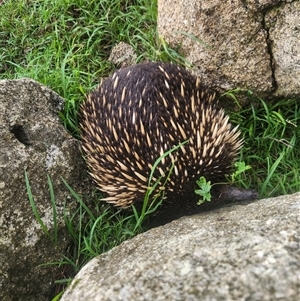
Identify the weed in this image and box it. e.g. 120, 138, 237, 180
195, 162, 252, 205
195, 176, 213, 204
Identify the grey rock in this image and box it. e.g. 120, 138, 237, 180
265, 1, 300, 96
61, 193, 300, 301
108, 42, 137, 68
0, 79, 89, 301
158, 0, 300, 98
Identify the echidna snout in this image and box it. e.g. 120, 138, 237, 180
80, 62, 244, 214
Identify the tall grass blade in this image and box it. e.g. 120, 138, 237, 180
261, 151, 285, 195
47, 175, 58, 245
25, 170, 52, 242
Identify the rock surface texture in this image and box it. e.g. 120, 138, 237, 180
61, 193, 300, 301
0, 79, 88, 301
108, 42, 137, 68
265, 1, 300, 96
158, 0, 300, 98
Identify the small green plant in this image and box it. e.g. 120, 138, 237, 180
231, 161, 252, 183
195, 161, 252, 205
195, 176, 212, 205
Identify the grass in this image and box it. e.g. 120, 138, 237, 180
0, 0, 185, 136
25, 141, 184, 298
229, 97, 300, 197
25, 171, 59, 246
2, 0, 300, 299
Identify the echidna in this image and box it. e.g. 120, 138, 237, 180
80, 62, 257, 219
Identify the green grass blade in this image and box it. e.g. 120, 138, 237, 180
25, 170, 51, 240
61, 177, 95, 220
261, 151, 285, 196
47, 175, 58, 245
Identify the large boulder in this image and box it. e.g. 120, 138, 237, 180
0, 79, 89, 301
265, 1, 300, 96
61, 193, 300, 301
158, 0, 300, 98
